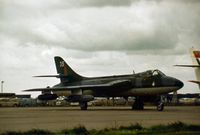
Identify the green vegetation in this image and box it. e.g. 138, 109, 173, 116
1, 122, 200, 135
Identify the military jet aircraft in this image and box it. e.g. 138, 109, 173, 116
24, 56, 183, 111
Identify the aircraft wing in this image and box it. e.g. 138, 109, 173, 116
188, 80, 200, 84
23, 87, 70, 92
33, 75, 69, 78
174, 65, 200, 67
23, 80, 131, 92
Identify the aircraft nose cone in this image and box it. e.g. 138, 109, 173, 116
176, 79, 184, 88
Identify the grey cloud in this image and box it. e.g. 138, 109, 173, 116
1, 0, 200, 54
74, 0, 133, 7
3, 0, 133, 11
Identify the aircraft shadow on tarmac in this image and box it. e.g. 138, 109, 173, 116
41, 106, 178, 112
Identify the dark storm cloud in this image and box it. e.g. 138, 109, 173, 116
1, 0, 199, 54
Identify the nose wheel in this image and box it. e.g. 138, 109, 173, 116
157, 102, 164, 111
156, 95, 165, 111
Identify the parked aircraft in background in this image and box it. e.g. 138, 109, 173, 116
175, 47, 200, 89
24, 56, 183, 111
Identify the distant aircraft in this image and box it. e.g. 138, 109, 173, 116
24, 56, 183, 111
175, 47, 200, 89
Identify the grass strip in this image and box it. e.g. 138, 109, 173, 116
1, 122, 200, 135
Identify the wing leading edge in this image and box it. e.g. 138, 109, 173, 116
23, 80, 131, 92
174, 65, 200, 67
189, 80, 200, 84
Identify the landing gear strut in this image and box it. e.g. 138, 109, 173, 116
132, 97, 144, 110
157, 102, 164, 111
156, 96, 164, 111
79, 102, 88, 110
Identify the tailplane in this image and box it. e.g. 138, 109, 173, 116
54, 56, 83, 83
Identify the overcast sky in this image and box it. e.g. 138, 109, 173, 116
0, 0, 200, 97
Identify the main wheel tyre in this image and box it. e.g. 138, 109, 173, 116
157, 102, 164, 111
80, 102, 88, 110
132, 99, 144, 110
132, 103, 144, 110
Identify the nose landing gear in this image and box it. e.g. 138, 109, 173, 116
156, 96, 165, 111
157, 102, 164, 111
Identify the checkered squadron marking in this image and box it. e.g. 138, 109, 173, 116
60, 61, 65, 67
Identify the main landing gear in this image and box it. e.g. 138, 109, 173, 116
132, 97, 144, 110
132, 96, 165, 111
79, 102, 88, 110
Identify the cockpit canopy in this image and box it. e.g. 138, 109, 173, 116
136, 69, 166, 77
152, 70, 166, 76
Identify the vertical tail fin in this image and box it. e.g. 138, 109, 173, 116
190, 47, 200, 88
54, 56, 83, 83
174, 47, 200, 88
190, 47, 200, 66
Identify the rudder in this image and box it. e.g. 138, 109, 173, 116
54, 56, 83, 83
